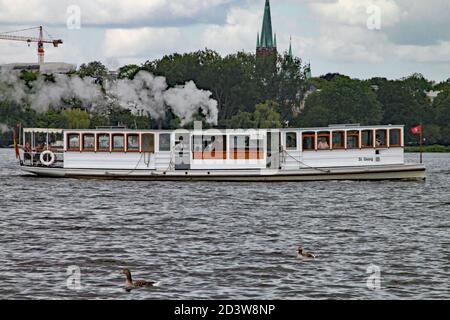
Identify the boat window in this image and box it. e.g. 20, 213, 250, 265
317, 131, 331, 150
159, 133, 171, 152
82, 134, 95, 151
361, 130, 374, 148
346, 130, 359, 149
230, 135, 263, 160
389, 129, 401, 147
193, 135, 226, 160
302, 132, 316, 151
332, 131, 345, 149
127, 134, 140, 152
67, 133, 80, 151
112, 134, 125, 152
286, 132, 297, 150
97, 134, 110, 152
375, 129, 387, 148
142, 133, 155, 153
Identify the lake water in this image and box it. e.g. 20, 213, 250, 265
0, 148, 449, 300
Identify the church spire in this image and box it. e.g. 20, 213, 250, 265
256, 0, 277, 56
288, 36, 293, 58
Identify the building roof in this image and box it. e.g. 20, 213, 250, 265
0, 62, 76, 74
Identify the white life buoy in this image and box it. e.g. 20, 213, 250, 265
40, 150, 56, 166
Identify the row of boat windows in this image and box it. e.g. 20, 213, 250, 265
67, 133, 171, 152
67, 129, 402, 153
286, 129, 402, 151
67, 133, 262, 153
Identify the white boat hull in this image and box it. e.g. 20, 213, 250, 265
20, 164, 426, 181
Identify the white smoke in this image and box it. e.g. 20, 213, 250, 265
164, 81, 218, 125
107, 71, 218, 125
0, 69, 219, 125
0, 71, 28, 103
0, 123, 11, 133
30, 74, 104, 112
106, 71, 167, 120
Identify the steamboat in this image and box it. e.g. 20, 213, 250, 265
16, 125, 425, 181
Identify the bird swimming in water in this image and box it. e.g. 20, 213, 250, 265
297, 246, 316, 260
121, 268, 157, 291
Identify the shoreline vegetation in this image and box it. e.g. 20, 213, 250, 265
405, 145, 450, 153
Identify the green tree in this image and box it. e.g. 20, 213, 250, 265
433, 89, 450, 145
62, 109, 90, 129
253, 101, 282, 128
300, 77, 383, 127
117, 64, 141, 80
78, 61, 108, 79
227, 100, 281, 129
227, 112, 255, 129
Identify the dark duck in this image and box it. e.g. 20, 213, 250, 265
297, 246, 316, 260
121, 268, 157, 291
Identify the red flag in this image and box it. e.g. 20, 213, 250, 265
410, 125, 422, 135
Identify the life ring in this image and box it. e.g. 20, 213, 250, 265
40, 150, 56, 166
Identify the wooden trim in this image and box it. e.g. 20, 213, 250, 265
389, 128, 402, 147
66, 133, 81, 152
111, 133, 126, 152
361, 129, 375, 149
331, 131, 345, 150
302, 132, 316, 151
346, 130, 360, 149
96, 133, 111, 152
317, 131, 331, 151
126, 133, 141, 153
81, 133, 96, 152
375, 129, 388, 148
141, 133, 156, 153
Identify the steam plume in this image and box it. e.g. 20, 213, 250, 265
0, 70, 218, 125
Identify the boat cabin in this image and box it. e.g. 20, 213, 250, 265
20, 125, 405, 172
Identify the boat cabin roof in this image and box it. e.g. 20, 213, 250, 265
65, 124, 404, 133
23, 124, 404, 135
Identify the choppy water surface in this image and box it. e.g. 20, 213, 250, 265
0, 149, 449, 299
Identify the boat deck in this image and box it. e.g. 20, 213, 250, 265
20, 163, 426, 181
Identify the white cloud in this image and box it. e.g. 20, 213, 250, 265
312, 26, 389, 63
395, 41, 450, 63
0, 0, 235, 27
310, 0, 403, 28
297, 0, 450, 65
103, 27, 183, 59
201, 7, 260, 54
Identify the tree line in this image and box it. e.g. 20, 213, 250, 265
1, 49, 449, 146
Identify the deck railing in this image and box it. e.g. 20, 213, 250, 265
21, 150, 64, 168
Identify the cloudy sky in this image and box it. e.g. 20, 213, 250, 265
0, 0, 449, 81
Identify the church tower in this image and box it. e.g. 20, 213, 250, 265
256, 0, 277, 56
